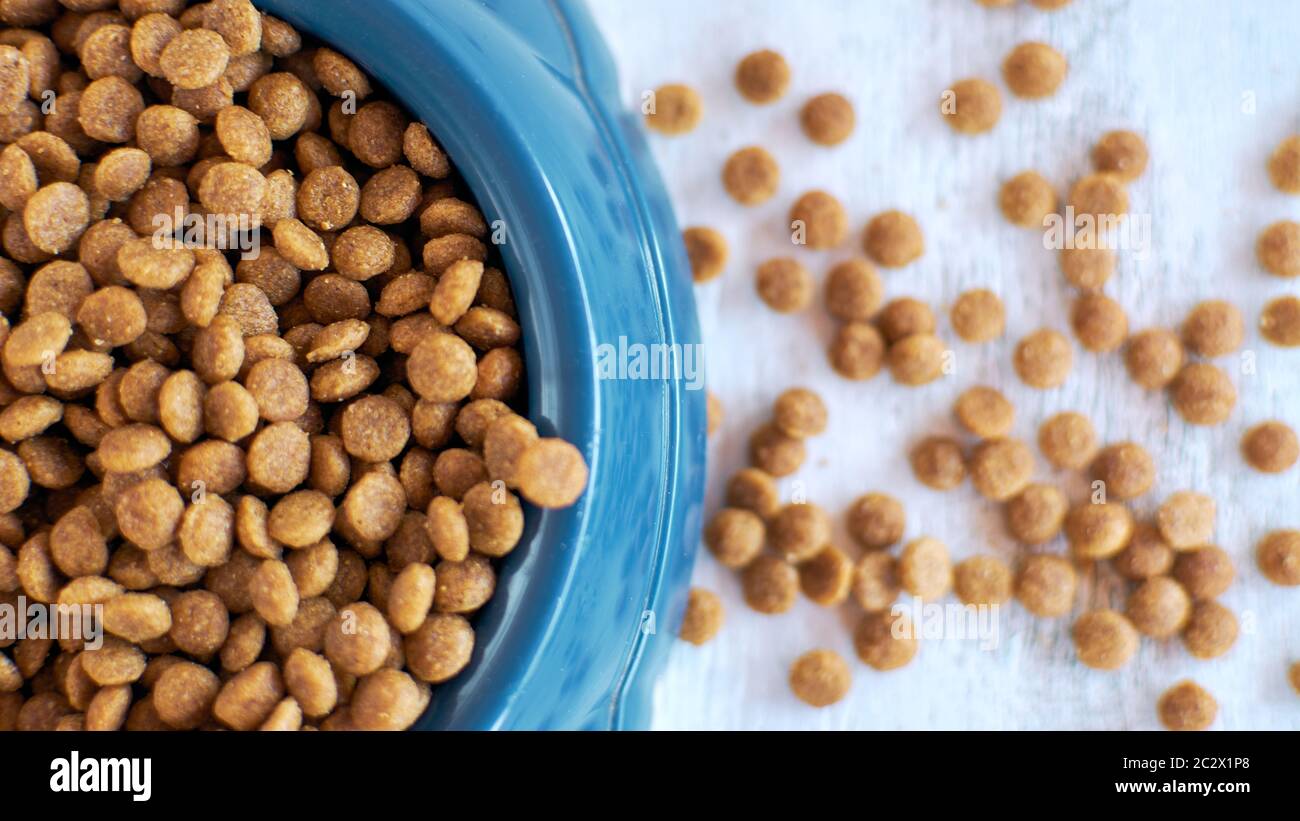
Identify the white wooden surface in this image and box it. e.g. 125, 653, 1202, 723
585, 0, 1300, 730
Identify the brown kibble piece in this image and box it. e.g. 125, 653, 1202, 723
941, 77, 1000, 134
1172, 545, 1234, 600
827, 322, 885, 380
1014, 328, 1072, 389
1073, 609, 1138, 670
1005, 483, 1067, 545
1059, 246, 1115, 291
1114, 523, 1175, 581
1257, 220, 1300, 278
725, 468, 779, 520
824, 258, 883, 322
341, 394, 409, 462
1182, 300, 1243, 358
1066, 502, 1134, 560
1091, 442, 1155, 500
799, 92, 854, 146
1156, 491, 1215, 550
735, 49, 789, 104
704, 507, 764, 569
1260, 295, 1300, 347
23, 182, 89, 254
1015, 554, 1076, 618
950, 289, 1005, 343
969, 437, 1033, 501
755, 257, 811, 313
798, 545, 852, 606
1157, 680, 1217, 731
910, 436, 966, 491
1181, 600, 1238, 660
682, 226, 727, 283
772, 387, 826, 438
324, 601, 389, 676
1125, 327, 1184, 389
897, 537, 951, 600
768, 503, 831, 564
789, 649, 850, 707
1092, 130, 1148, 182
954, 555, 1013, 606
1070, 292, 1128, 352
350, 669, 424, 731
406, 332, 476, 403
846, 493, 904, 550
159, 28, 229, 90
850, 552, 900, 612
854, 611, 918, 671
998, 171, 1056, 227
1257, 530, 1300, 586
1241, 421, 1298, 473
404, 613, 473, 684
212, 661, 283, 730
954, 386, 1014, 438
1171, 363, 1235, 426
515, 438, 588, 509
721, 145, 778, 206
102, 592, 171, 643
154, 660, 219, 729
644, 83, 701, 135
741, 554, 798, 614
1126, 576, 1191, 638
888, 333, 945, 386
863, 210, 923, 268
789, 189, 847, 249
387, 563, 436, 635
1002, 41, 1067, 98
1069, 172, 1128, 221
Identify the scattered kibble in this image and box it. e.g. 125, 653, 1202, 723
1157, 680, 1217, 731
954, 386, 1014, 439
769, 502, 832, 564
735, 49, 790, 104
1114, 523, 1175, 581
1126, 576, 1191, 639
1059, 246, 1116, 290
1241, 420, 1298, 473
1124, 327, 1185, 389
897, 537, 952, 600
683, 226, 729, 283
877, 298, 936, 344
1005, 483, 1068, 544
773, 387, 828, 438
1268, 135, 1300, 194
1066, 502, 1135, 560
800, 92, 855, 146
1256, 530, 1300, 586
756, 257, 813, 313
726, 468, 780, 520
969, 437, 1034, 501
1001, 41, 1067, 99
1091, 442, 1155, 500
789, 649, 851, 707
1172, 545, 1235, 600
1015, 554, 1077, 618
1013, 328, 1072, 389
742, 554, 799, 613
679, 588, 724, 645
750, 422, 807, 476
853, 611, 918, 671
1068, 172, 1128, 221
1072, 609, 1139, 670
941, 77, 1001, 134
1170, 362, 1236, 426
863, 210, 924, 268
789, 190, 847, 249
828, 321, 885, 380
1181, 600, 1238, 660
645, 83, 702, 135
1182, 300, 1243, 358
846, 493, 906, 551
998, 171, 1057, 227
950, 289, 1005, 343
722, 145, 780, 205
798, 545, 853, 606
1259, 295, 1300, 347
1257, 220, 1300, 278
1156, 491, 1216, 550
824, 258, 884, 322
887, 332, 946, 386
705, 507, 766, 568
1070, 292, 1128, 352
954, 555, 1013, 606
910, 436, 967, 491
1092, 130, 1149, 182
851, 552, 900, 612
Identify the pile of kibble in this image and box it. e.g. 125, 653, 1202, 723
0, 0, 589, 731
652, 0, 1300, 730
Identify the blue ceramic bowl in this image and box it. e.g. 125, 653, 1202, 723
256, 0, 704, 728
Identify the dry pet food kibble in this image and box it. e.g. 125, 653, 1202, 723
1256, 530, 1300, 586
969, 437, 1033, 501
1170, 362, 1236, 426
1015, 555, 1076, 618
998, 171, 1057, 227
789, 190, 847, 249
1073, 609, 1138, 670
941, 78, 1001, 134
824, 258, 883, 322
679, 587, 724, 645
1268, 134, 1300, 194
799, 92, 855, 146
682, 226, 728, 283
1182, 300, 1243, 358
953, 556, 1012, 606
1156, 491, 1215, 549
1241, 420, 1299, 473
788, 649, 851, 707
863, 210, 923, 268
1157, 680, 1217, 731
954, 386, 1014, 438
735, 49, 790, 104
1260, 295, 1300, 347
755, 257, 812, 313
1002, 41, 1067, 98
1013, 328, 1072, 389
722, 145, 779, 205
950, 289, 1005, 343
645, 83, 702, 135
910, 436, 966, 491
1091, 441, 1155, 500
1257, 220, 1300, 278
742, 554, 799, 614
1125, 327, 1185, 389
1092, 130, 1149, 182
0, 1, 588, 732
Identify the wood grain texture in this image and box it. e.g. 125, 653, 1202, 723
585, 0, 1300, 729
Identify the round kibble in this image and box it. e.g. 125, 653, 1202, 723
682, 226, 727, 283
789, 189, 846, 249
1157, 680, 1217, 731
1069, 172, 1128, 221
969, 437, 1033, 501
846, 493, 905, 550
1156, 491, 1215, 550
799, 92, 854, 146
679, 587, 723, 646
798, 545, 852, 606
1241, 420, 1298, 473
1014, 328, 1072, 389
998, 170, 1056, 227
1260, 295, 1300, 347
1257, 530, 1300, 586
749, 423, 805, 476
850, 552, 900, 612
863, 210, 923, 268
704, 507, 764, 569
726, 468, 779, 520
159, 28, 228, 90
1091, 441, 1155, 500
741, 554, 798, 614
888, 333, 945, 386
1182, 300, 1243, 358
1171, 363, 1235, 426
1125, 327, 1184, 389
1005, 483, 1067, 544
1066, 502, 1134, 560
515, 438, 588, 509
1114, 523, 1175, 581
1070, 292, 1128, 352
1172, 545, 1234, 600
756, 257, 812, 313
1093, 130, 1148, 182
898, 537, 951, 600
1015, 554, 1076, 618
1059, 246, 1115, 291
1257, 220, 1300, 277
773, 387, 826, 438
1002, 41, 1066, 98
789, 649, 850, 707
854, 611, 918, 671
828, 321, 885, 380
954, 555, 1012, 606
950, 289, 1005, 343
768, 502, 831, 564
1182, 600, 1238, 660
1073, 609, 1138, 670
954, 386, 1013, 438
879, 298, 936, 343
1126, 576, 1191, 638
722, 145, 778, 205
644, 83, 700, 135
824, 258, 883, 322
910, 436, 966, 491
941, 77, 1001, 134
735, 49, 789, 104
